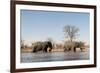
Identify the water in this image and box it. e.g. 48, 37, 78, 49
21, 50, 89, 63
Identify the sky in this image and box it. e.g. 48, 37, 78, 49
21, 10, 90, 44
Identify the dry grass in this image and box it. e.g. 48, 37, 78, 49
21, 48, 32, 53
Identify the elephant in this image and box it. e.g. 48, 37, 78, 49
73, 46, 85, 52
32, 41, 52, 53
73, 42, 85, 52
64, 41, 85, 52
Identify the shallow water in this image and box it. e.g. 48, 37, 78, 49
21, 50, 89, 63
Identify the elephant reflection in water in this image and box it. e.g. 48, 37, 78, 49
32, 41, 52, 53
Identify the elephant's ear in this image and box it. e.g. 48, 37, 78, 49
45, 41, 48, 45
47, 41, 51, 44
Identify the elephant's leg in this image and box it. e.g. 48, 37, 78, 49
44, 49, 47, 52
73, 47, 76, 52
43, 47, 48, 52
33, 48, 36, 52
45, 48, 48, 52
68, 48, 71, 51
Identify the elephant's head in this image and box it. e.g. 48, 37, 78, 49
45, 41, 52, 52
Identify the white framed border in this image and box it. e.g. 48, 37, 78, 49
15, 4, 94, 69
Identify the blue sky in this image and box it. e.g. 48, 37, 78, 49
21, 10, 90, 44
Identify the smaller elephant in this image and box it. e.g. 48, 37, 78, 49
32, 41, 52, 53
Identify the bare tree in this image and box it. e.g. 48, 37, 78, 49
63, 25, 79, 42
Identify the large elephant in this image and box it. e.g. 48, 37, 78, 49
32, 41, 52, 53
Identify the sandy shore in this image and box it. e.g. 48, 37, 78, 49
21, 48, 33, 53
